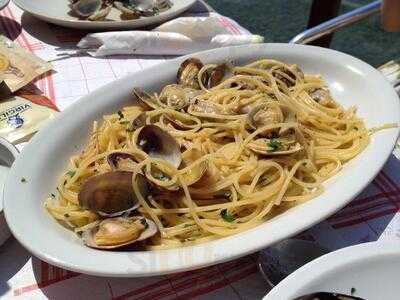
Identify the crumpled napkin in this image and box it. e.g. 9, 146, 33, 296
77, 14, 264, 56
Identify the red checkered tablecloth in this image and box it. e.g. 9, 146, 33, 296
0, 1, 399, 299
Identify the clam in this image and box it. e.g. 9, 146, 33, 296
127, 0, 157, 16
158, 84, 190, 110
154, 0, 173, 12
272, 64, 304, 87
203, 64, 227, 89
247, 103, 297, 137
177, 58, 204, 89
137, 125, 182, 168
187, 99, 224, 116
247, 103, 283, 131
131, 112, 147, 129
180, 149, 208, 186
71, 0, 102, 17
247, 137, 302, 156
87, 5, 111, 21
309, 88, 333, 106
132, 88, 159, 110
164, 112, 200, 130
78, 171, 150, 217
82, 216, 157, 249
107, 152, 137, 171
113, 1, 140, 19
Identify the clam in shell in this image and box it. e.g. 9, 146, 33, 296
78, 171, 150, 217
82, 216, 157, 249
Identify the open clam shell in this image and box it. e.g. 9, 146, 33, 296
132, 88, 160, 110
78, 171, 149, 217
71, 0, 102, 17
107, 152, 137, 171
177, 58, 203, 89
180, 149, 208, 186
137, 125, 182, 168
247, 102, 283, 131
82, 216, 157, 250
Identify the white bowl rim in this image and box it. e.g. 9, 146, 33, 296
4, 43, 400, 277
263, 241, 400, 299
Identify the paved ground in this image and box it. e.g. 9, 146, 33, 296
207, 0, 400, 67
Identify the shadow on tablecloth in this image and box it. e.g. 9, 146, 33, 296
0, 237, 31, 297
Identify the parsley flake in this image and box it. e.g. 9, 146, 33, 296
50, 193, 56, 198
119, 120, 130, 125
267, 139, 282, 152
21, 177, 27, 183
184, 224, 193, 228
117, 110, 124, 120
351, 287, 356, 295
220, 209, 235, 223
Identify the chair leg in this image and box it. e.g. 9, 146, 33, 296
307, 0, 342, 47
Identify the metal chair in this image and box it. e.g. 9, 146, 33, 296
290, 0, 381, 45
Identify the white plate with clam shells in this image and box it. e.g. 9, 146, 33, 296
12, 0, 196, 29
3, 44, 400, 277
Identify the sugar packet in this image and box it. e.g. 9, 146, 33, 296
0, 35, 52, 93
0, 88, 58, 144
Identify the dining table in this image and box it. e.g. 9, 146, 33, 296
0, 1, 400, 299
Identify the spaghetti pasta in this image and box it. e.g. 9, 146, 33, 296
45, 58, 372, 250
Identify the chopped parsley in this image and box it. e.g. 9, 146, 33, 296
119, 120, 130, 125
351, 287, 356, 295
267, 138, 282, 152
20, 177, 27, 183
66, 170, 76, 177
183, 224, 193, 228
117, 110, 124, 120
220, 209, 235, 223
50, 193, 56, 198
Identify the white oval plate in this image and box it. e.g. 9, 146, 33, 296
12, 0, 196, 30
4, 44, 400, 277
264, 241, 400, 300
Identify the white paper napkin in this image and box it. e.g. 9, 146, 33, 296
77, 13, 264, 56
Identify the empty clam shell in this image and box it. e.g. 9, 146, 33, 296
78, 171, 149, 217
72, 0, 102, 17
82, 216, 157, 250
133, 88, 159, 110
137, 125, 182, 168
